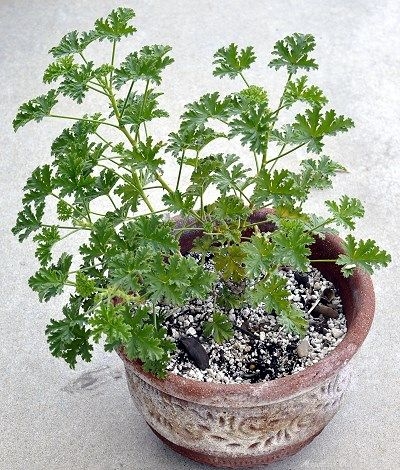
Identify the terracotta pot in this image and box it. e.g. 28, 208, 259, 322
117, 209, 375, 468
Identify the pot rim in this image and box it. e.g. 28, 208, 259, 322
118, 220, 375, 406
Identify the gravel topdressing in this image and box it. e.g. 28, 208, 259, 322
162, 264, 347, 384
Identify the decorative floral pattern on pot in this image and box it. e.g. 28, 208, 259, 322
122, 361, 351, 457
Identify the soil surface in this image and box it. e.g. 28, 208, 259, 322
162, 260, 347, 384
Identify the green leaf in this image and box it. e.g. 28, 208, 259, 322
187, 155, 222, 196
210, 195, 250, 221
114, 176, 141, 212
242, 233, 275, 277
124, 305, 177, 375
12, 202, 45, 241
49, 30, 97, 57
253, 169, 304, 207
57, 200, 73, 221
144, 254, 212, 305
186, 269, 217, 300
237, 85, 268, 107
269, 124, 299, 146
167, 124, 223, 156
325, 195, 364, 230
162, 190, 195, 215
119, 138, 164, 173
108, 247, 152, 291
211, 154, 250, 196
58, 61, 112, 103
248, 274, 289, 310
121, 215, 179, 253
249, 274, 307, 335
43, 56, 77, 83
93, 168, 119, 196
336, 235, 391, 276
277, 306, 308, 337
54, 152, 98, 198
282, 76, 327, 107
213, 44, 256, 79
126, 324, 165, 362
214, 245, 246, 282
300, 156, 346, 190
203, 312, 234, 343
228, 103, 271, 155
75, 271, 96, 297
46, 297, 93, 368
272, 220, 313, 271
305, 214, 339, 239
22, 165, 54, 205
269, 33, 318, 74
115, 90, 169, 132
80, 217, 119, 262
90, 303, 131, 344
28, 253, 72, 302
114, 44, 174, 88
33, 226, 60, 265
13, 90, 58, 131
93, 7, 136, 42
292, 106, 354, 153
181, 92, 233, 130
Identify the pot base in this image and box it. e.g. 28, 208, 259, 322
149, 425, 322, 468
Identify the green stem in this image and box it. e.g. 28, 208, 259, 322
143, 185, 164, 190
120, 80, 135, 120
261, 72, 293, 170
49, 114, 119, 129
175, 150, 185, 191
135, 79, 150, 141
95, 132, 113, 147
107, 194, 118, 210
59, 229, 80, 241
309, 217, 335, 233
42, 223, 90, 231
252, 151, 260, 173
87, 84, 109, 96
239, 71, 250, 87
269, 104, 287, 117
111, 40, 116, 68
310, 259, 337, 263
266, 143, 306, 164
234, 185, 252, 205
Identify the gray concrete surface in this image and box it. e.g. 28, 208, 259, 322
1, 1, 399, 469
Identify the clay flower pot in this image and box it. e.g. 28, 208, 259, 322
117, 210, 375, 468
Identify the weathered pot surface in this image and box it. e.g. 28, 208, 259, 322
117, 209, 375, 468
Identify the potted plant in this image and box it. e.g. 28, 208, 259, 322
12, 7, 390, 468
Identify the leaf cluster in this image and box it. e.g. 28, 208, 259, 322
12, 13, 390, 378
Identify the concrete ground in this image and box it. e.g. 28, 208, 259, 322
1, 1, 399, 469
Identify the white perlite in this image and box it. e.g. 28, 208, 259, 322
162, 267, 347, 384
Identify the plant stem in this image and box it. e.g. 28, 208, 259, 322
239, 71, 250, 87
95, 132, 113, 146
266, 143, 306, 164
252, 151, 260, 173
309, 217, 335, 233
310, 259, 337, 263
120, 80, 135, 119
175, 150, 185, 191
49, 114, 119, 129
135, 79, 150, 141
42, 223, 90, 231
87, 84, 109, 96
107, 194, 118, 210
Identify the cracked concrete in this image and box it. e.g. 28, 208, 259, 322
1, 1, 399, 469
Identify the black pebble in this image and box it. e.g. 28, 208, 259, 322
294, 271, 309, 287
178, 336, 210, 370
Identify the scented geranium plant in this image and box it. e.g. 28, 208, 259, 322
12, 8, 390, 377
